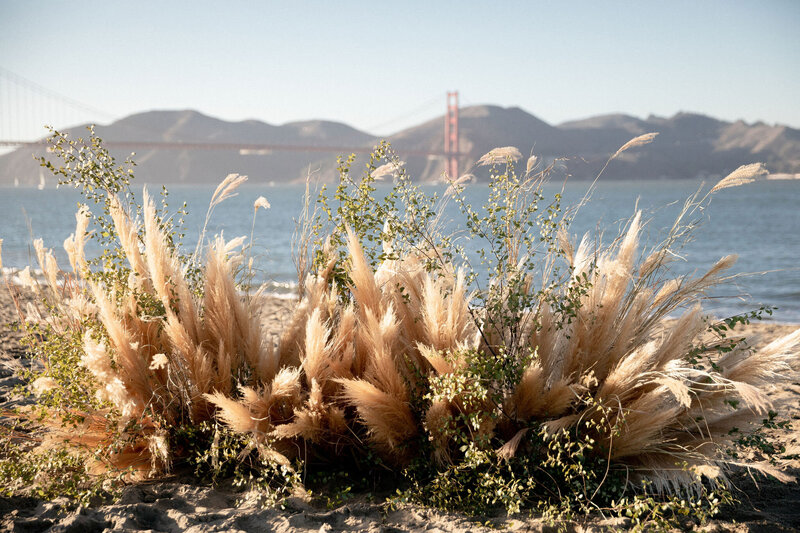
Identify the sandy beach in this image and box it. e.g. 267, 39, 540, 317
0, 286, 798, 532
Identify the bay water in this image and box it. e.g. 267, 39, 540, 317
1, 179, 798, 322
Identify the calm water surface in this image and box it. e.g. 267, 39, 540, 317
1, 179, 798, 322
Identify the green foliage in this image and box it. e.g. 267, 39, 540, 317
446, 156, 589, 352
0, 423, 123, 505
18, 322, 105, 424
728, 409, 791, 461
397, 445, 535, 516
38, 126, 197, 290
399, 403, 733, 530
307, 141, 455, 291
687, 305, 776, 370
178, 422, 302, 506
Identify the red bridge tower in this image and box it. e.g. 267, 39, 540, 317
444, 91, 459, 179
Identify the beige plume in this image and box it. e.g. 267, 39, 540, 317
254, 196, 271, 210
711, 163, 769, 192
611, 132, 658, 160
526, 154, 539, 174
477, 146, 522, 166
370, 161, 405, 180
210, 173, 248, 208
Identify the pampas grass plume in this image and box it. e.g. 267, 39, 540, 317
711, 163, 769, 192
477, 146, 522, 166
526, 155, 539, 174
370, 161, 405, 180
444, 174, 473, 196
211, 173, 248, 208
149, 353, 168, 371
611, 132, 658, 160
254, 196, 271, 210
31, 376, 59, 395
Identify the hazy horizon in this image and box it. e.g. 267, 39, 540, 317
2, 1, 799, 141
19, 102, 800, 138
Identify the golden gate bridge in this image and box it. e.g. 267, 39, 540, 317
0, 67, 462, 177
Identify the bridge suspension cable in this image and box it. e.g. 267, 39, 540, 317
0, 66, 116, 142
0, 66, 462, 161
365, 93, 444, 135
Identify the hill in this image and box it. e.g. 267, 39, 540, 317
1, 107, 799, 185
0, 110, 375, 186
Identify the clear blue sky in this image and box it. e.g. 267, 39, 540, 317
1, 0, 799, 139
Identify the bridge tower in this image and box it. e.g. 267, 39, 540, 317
444, 91, 459, 179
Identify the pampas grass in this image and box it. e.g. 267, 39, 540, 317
611, 132, 659, 160
711, 162, 770, 192
13, 183, 286, 477
206, 134, 795, 502
206, 191, 797, 496
477, 146, 523, 166
510, 215, 798, 492
194, 173, 248, 264
8, 131, 798, 519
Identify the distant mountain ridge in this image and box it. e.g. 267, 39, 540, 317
2, 106, 798, 185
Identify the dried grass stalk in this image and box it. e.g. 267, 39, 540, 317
477, 146, 522, 166
611, 132, 659, 160
711, 163, 769, 192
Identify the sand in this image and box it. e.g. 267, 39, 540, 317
0, 285, 798, 532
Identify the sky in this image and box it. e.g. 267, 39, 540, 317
1, 0, 799, 140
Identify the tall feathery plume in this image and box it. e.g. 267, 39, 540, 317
477, 146, 523, 166
109, 195, 149, 286
202, 237, 241, 392
142, 188, 200, 341
345, 226, 383, 316
81, 330, 141, 420
72, 206, 91, 275
195, 174, 249, 255
32, 239, 60, 300
254, 196, 271, 211
711, 163, 769, 192
338, 378, 417, 456
210, 173, 248, 208
63, 235, 76, 273
301, 308, 333, 390
444, 174, 473, 197
590, 132, 660, 185
611, 133, 659, 160
370, 161, 405, 181
88, 280, 153, 418
526, 154, 539, 174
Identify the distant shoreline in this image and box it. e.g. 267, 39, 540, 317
768, 172, 800, 180
2, 174, 800, 189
